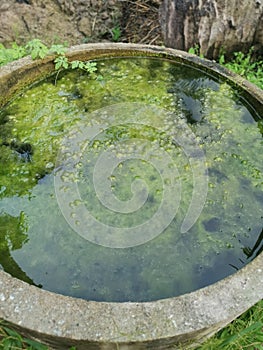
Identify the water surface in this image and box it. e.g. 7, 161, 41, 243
0, 57, 262, 302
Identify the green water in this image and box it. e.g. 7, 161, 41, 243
0, 57, 262, 302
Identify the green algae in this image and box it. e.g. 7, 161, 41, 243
0, 57, 262, 302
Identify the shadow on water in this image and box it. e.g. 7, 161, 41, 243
0, 212, 40, 287
166, 66, 219, 124
243, 228, 263, 260
194, 226, 263, 291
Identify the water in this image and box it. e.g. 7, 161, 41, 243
0, 57, 262, 302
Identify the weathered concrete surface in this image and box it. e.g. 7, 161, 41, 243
0, 44, 262, 349
0, 254, 262, 349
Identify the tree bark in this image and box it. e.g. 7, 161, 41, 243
160, 0, 263, 59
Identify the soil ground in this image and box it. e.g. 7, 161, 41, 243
0, 0, 163, 47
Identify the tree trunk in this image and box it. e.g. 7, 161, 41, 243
159, 0, 263, 59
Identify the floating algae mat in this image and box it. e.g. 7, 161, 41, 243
0, 57, 262, 302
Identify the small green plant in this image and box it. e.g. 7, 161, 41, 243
189, 45, 263, 90
71, 60, 97, 73
0, 42, 27, 66
0, 39, 97, 75
0, 323, 78, 349
188, 44, 204, 58
49, 44, 67, 56
111, 26, 122, 42
25, 39, 49, 59
219, 47, 263, 89
54, 54, 69, 70
0, 324, 48, 349
195, 300, 263, 350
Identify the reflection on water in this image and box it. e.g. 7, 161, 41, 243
243, 228, 263, 259
0, 212, 40, 286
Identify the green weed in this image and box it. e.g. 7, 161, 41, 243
0, 39, 97, 75
0, 323, 78, 349
195, 300, 263, 350
25, 39, 49, 59
0, 324, 48, 349
0, 42, 26, 66
111, 26, 122, 42
219, 47, 263, 90
188, 45, 204, 58
188, 45, 263, 90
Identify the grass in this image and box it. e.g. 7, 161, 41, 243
194, 300, 263, 350
0, 44, 262, 349
0, 324, 48, 349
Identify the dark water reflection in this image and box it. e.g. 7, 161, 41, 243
243, 228, 263, 259
0, 212, 40, 286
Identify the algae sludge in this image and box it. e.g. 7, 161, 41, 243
0, 57, 262, 302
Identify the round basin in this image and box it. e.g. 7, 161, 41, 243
0, 43, 262, 349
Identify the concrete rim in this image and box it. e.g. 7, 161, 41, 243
0, 43, 262, 349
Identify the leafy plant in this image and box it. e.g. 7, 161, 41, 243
25, 39, 49, 59
0, 324, 48, 349
188, 45, 263, 90
54, 55, 69, 70
188, 44, 204, 58
111, 26, 122, 42
49, 44, 67, 56
70, 60, 97, 73
0, 39, 97, 76
0, 42, 26, 66
220, 47, 263, 90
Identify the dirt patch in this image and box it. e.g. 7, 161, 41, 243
0, 0, 163, 47
120, 0, 163, 45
